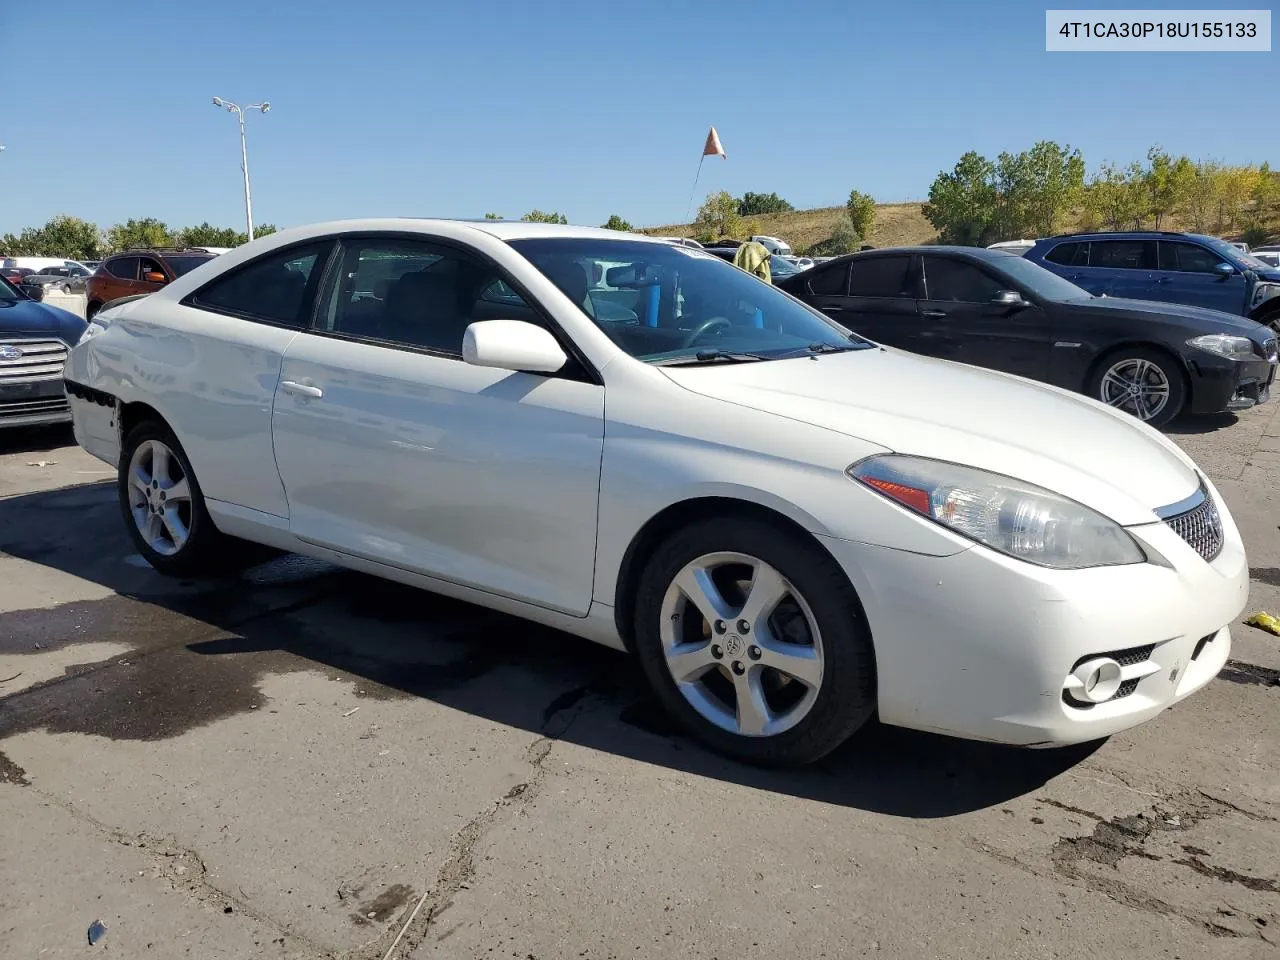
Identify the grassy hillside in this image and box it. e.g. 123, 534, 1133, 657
644, 202, 937, 252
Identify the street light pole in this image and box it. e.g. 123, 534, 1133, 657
211, 97, 270, 242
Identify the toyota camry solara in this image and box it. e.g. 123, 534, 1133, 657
63, 220, 1248, 766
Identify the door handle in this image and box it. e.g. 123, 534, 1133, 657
921, 309, 947, 319
280, 380, 323, 399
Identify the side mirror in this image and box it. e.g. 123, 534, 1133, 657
18, 283, 45, 301
991, 289, 1028, 307
143, 271, 167, 284
1214, 262, 1235, 277
463, 319, 567, 374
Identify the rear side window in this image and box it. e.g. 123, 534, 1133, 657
189, 242, 331, 327
847, 255, 916, 298
806, 263, 849, 296
1158, 241, 1226, 274
106, 257, 139, 280
1045, 242, 1088, 266
1090, 240, 1156, 270
165, 254, 215, 277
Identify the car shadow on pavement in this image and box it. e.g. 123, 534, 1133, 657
0, 481, 1099, 820
1164, 412, 1239, 435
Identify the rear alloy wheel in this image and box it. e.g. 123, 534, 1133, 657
634, 518, 875, 766
1090, 349, 1185, 427
119, 421, 248, 576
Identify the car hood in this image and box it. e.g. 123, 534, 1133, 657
0, 298, 87, 341
662, 348, 1201, 526
1063, 295, 1271, 339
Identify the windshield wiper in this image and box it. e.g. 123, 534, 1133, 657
651, 349, 774, 366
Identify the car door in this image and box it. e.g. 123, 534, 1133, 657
918, 255, 1051, 380
1153, 240, 1248, 313
270, 233, 606, 617
1085, 239, 1158, 299
137, 256, 171, 294
102, 255, 142, 302
814, 254, 920, 349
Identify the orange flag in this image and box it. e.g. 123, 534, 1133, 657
702, 126, 726, 159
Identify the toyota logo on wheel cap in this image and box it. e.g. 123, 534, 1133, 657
0, 345, 24, 362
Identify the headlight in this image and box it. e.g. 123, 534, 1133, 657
1187, 334, 1256, 360
76, 319, 107, 345
1251, 282, 1280, 309
848, 455, 1145, 569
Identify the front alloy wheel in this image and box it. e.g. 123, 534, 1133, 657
661, 552, 823, 738
1090, 348, 1186, 427
634, 517, 876, 766
126, 439, 193, 556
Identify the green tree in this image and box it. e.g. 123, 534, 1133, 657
174, 222, 244, 248
107, 217, 172, 251
253, 223, 278, 239
1141, 146, 1195, 229
520, 210, 568, 224
602, 214, 633, 231
737, 192, 793, 216
1085, 161, 1146, 230
484, 212, 503, 220
998, 141, 1084, 237
922, 152, 998, 245
1181, 160, 1223, 232
0, 215, 102, 259
845, 190, 877, 239
694, 190, 741, 239
806, 216, 862, 257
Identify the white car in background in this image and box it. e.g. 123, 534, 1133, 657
65, 220, 1245, 766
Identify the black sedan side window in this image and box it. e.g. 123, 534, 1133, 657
806, 263, 849, 295
922, 258, 1005, 302
847, 256, 916, 298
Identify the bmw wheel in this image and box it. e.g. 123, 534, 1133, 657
633, 517, 876, 766
1089, 348, 1186, 428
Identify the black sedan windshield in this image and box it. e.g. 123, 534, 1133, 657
993, 255, 1093, 301
511, 238, 866, 363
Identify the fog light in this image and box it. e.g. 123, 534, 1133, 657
1064, 657, 1123, 705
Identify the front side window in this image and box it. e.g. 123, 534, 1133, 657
509, 238, 869, 364
1158, 241, 1226, 274
139, 257, 165, 280
317, 238, 538, 355
847, 255, 916, 298
1090, 240, 1156, 270
922, 257, 1005, 302
190, 242, 329, 327
806, 263, 849, 295
106, 257, 139, 280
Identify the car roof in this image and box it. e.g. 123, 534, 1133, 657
817, 245, 1019, 265
221, 218, 674, 247
1035, 231, 1221, 244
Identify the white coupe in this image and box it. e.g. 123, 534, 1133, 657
64, 220, 1248, 766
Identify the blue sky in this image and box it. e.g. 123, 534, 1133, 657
1, 0, 1274, 234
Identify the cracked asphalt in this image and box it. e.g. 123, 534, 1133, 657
1, 402, 1279, 960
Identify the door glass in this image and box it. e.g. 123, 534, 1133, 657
1045, 241, 1088, 266
320, 239, 535, 355
191, 243, 328, 326
107, 257, 139, 280
923, 258, 1005, 302
138, 257, 164, 280
1159, 241, 1226, 274
806, 263, 849, 295
846, 256, 915, 298
1090, 240, 1156, 270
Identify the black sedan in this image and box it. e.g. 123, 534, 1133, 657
0, 276, 88, 429
776, 246, 1278, 427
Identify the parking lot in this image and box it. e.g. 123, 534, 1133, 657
1, 404, 1278, 959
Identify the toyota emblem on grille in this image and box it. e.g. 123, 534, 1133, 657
0, 345, 23, 362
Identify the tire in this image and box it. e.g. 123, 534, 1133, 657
632, 517, 876, 766
1087, 347, 1186, 428
118, 420, 249, 576
1258, 308, 1280, 337
86, 300, 101, 321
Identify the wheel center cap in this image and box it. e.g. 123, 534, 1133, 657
724, 634, 744, 657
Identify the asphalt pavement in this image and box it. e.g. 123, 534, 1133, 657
1, 402, 1278, 959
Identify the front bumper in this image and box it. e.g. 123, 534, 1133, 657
0, 375, 72, 428
817, 484, 1247, 746
1188, 352, 1276, 415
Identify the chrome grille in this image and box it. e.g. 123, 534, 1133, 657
1163, 492, 1224, 563
0, 339, 69, 381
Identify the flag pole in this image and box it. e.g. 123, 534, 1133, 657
685, 154, 707, 223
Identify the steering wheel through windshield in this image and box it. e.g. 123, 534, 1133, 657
680, 316, 732, 349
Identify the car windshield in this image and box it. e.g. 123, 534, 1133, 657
769, 255, 800, 277
510, 237, 871, 363
992, 254, 1093, 301
1201, 236, 1271, 272
166, 255, 215, 277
